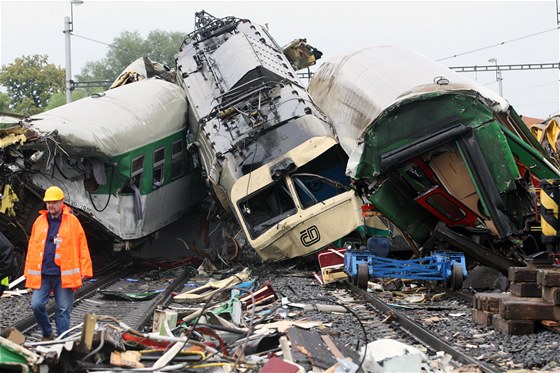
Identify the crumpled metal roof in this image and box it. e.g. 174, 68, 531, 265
308, 45, 509, 176
28, 78, 187, 157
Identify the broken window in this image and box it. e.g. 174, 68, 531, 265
83, 158, 108, 192
400, 160, 438, 194
292, 173, 348, 208
171, 139, 183, 180
291, 145, 350, 209
238, 179, 296, 238
152, 146, 165, 189
131, 155, 144, 189
423, 189, 467, 221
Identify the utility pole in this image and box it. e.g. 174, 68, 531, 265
64, 16, 72, 103
488, 58, 503, 96
64, 0, 84, 103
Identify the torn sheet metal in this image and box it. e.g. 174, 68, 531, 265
0, 336, 40, 372
528, 116, 560, 161
110, 56, 176, 89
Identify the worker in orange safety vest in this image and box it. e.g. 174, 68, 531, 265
24, 186, 93, 340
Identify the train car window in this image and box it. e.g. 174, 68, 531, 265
171, 140, 183, 180
291, 145, 350, 209
238, 179, 296, 238
153, 147, 165, 189
131, 155, 144, 188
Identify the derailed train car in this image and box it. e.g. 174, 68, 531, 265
175, 11, 383, 260
308, 45, 560, 272
0, 71, 205, 271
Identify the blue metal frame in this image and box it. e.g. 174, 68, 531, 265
344, 250, 467, 282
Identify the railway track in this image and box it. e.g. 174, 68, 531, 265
3, 264, 195, 344
3, 264, 560, 371
347, 282, 499, 372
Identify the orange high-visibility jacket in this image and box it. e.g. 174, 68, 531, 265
24, 204, 93, 289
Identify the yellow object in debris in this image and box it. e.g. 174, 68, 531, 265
110, 351, 144, 368
320, 267, 348, 285
1, 277, 8, 286
0, 133, 26, 149
110, 70, 142, 89
529, 117, 560, 157
0, 184, 19, 217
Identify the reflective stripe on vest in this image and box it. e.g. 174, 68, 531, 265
61, 268, 80, 276
27, 269, 42, 275
1, 277, 8, 286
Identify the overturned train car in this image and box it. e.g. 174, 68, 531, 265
175, 11, 375, 260
0, 77, 206, 271
308, 45, 560, 272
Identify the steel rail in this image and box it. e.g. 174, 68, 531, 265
134, 267, 193, 330
348, 282, 500, 373
2, 264, 130, 336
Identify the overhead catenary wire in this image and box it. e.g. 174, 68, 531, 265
437, 26, 560, 61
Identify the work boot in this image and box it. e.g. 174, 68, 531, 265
41, 334, 54, 341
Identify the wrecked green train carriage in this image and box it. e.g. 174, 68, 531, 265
308, 45, 560, 272
0, 77, 206, 272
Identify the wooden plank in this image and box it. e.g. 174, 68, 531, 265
499, 297, 559, 320
286, 327, 337, 369
472, 308, 494, 326
537, 269, 560, 287
509, 282, 542, 297
492, 314, 536, 335
474, 292, 510, 312
508, 267, 538, 283
321, 335, 344, 359
542, 287, 560, 305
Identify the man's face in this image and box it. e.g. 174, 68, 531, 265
45, 200, 63, 217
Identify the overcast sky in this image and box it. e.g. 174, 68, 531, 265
1, 0, 559, 119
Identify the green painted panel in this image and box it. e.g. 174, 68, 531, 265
356, 93, 495, 179
503, 128, 559, 180
93, 129, 192, 196
354, 225, 392, 238
474, 122, 520, 193
367, 179, 437, 243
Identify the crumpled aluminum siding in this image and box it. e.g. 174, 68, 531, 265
308, 45, 509, 177
28, 78, 188, 157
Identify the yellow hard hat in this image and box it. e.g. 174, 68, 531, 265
43, 186, 65, 202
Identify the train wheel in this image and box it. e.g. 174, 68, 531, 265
356, 263, 369, 289
449, 264, 464, 290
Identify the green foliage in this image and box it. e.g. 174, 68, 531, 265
0, 55, 65, 116
0, 93, 11, 113
46, 89, 93, 110
76, 30, 184, 89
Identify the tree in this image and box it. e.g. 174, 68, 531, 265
0, 93, 11, 113
0, 55, 65, 116
46, 89, 93, 111
76, 30, 184, 89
